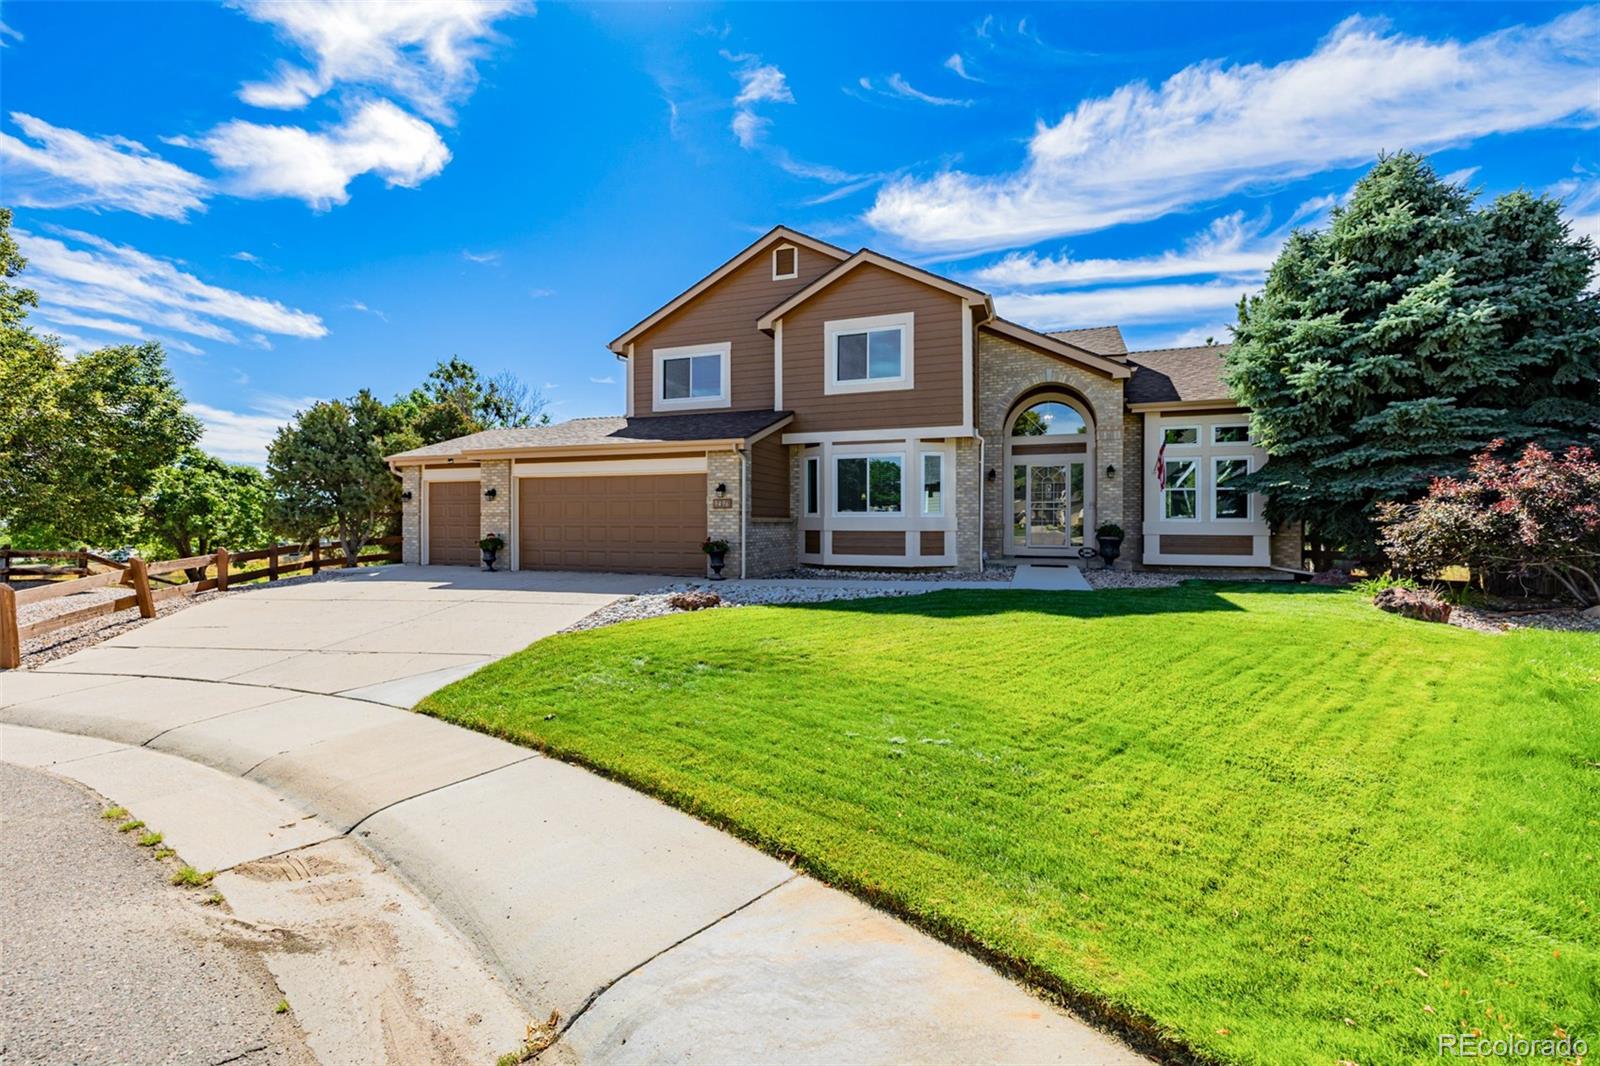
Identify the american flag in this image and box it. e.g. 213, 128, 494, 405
1155, 441, 1166, 486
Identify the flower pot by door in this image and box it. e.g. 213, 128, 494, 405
706, 550, 727, 580
1096, 535, 1123, 567
481, 548, 498, 572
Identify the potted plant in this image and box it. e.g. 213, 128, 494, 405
479, 534, 505, 572
1095, 522, 1124, 567
702, 537, 730, 580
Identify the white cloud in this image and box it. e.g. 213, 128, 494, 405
1440, 166, 1481, 188
232, 0, 527, 123
461, 249, 500, 264
0, 112, 210, 220
529, 288, 554, 299
868, 8, 1600, 252
191, 393, 321, 466
1130, 324, 1233, 351
231, 250, 264, 265
1, 19, 23, 46
15, 226, 326, 347
1550, 173, 1600, 244
344, 299, 388, 321
175, 99, 449, 210
589, 375, 616, 385
997, 279, 1260, 330
973, 200, 1332, 288
944, 53, 980, 82
859, 73, 973, 108
724, 51, 793, 149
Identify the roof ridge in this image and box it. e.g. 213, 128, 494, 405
1128, 342, 1231, 355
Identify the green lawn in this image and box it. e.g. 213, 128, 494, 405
418, 584, 1599, 1064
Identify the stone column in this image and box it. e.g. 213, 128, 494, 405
478, 460, 513, 566
400, 466, 422, 564
706, 450, 742, 578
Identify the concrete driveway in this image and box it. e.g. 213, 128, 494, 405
1, 565, 1144, 1064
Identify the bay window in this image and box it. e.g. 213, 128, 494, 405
1214, 458, 1250, 519
835, 455, 903, 514
1162, 459, 1198, 520
921, 453, 944, 516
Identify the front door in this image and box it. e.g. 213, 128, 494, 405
1013, 460, 1087, 550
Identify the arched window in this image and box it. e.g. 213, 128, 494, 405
1011, 401, 1087, 437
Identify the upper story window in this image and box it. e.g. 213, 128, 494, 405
1162, 426, 1200, 446
1012, 401, 1088, 437
1213, 424, 1250, 444
824, 312, 914, 395
772, 244, 798, 280
652, 342, 731, 411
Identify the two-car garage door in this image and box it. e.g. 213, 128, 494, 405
518, 474, 706, 575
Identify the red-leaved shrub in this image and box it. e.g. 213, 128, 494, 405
1377, 440, 1600, 606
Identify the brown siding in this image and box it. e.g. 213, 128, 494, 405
804, 529, 821, 554
1011, 441, 1087, 455
518, 474, 706, 574
427, 482, 480, 566
750, 433, 789, 518
631, 238, 840, 415
1159, 534, 1253, 556
832, 530, 904, 556
781, 264, 967, 433
919, 531, 945, 556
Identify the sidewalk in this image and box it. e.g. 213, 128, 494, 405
0, 570, 1137, 1064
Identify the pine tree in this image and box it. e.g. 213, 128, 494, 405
1225, 153, 1600, 554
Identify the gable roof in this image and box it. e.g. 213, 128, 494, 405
755, 249, 994, 331
387, 409, 793, 464
1047, 325, 1127, 357
982, 318, 1131, 379
1125, 344, 1235, 406
607, 226, 848, 354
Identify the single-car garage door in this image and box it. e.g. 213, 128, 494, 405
427, 481, 481, 566
519, 474, 705, 574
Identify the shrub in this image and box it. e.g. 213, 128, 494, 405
1353, 574, 1419, 597
1377, 440, 1600, 606
667, 591, 722, 612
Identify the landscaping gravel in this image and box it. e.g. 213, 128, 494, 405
781, 565, 1015, 583
0, 762, 313, 1066
1449, 604, 1600, 634
561, 580, 952, 632
1083, 569, 1183, 590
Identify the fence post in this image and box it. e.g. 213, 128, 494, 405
78, 546, 89, 577
1, 544, 9, 585
128, 557, 156, 619
216, 547, 230, 591
0, 583, 19, 670
268, 543, 279, 582
311, 542, 321, 574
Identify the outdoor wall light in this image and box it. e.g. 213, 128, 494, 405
483, 487, 497, 499
715, 482, 727, 497
986, 468, 997, 482
1106, 464, 1117, 481
401, 490, 413, 501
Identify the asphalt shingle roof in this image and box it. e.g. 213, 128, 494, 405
1124, 344, 1235, 405
388, 409, 792, 462
1046, 325, 1127, 356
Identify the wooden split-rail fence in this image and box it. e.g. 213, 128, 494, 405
0, 536, 401, 670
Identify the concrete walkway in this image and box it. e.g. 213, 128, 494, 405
1, 566, 1141, 1064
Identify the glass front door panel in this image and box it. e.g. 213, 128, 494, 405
1011, 460, 1088, 550
1027, 465, 1068, 547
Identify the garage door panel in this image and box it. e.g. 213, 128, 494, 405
427, 481, 481, 567
519, 474, 705, 575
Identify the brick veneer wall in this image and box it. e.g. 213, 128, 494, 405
478, 459, 512, 548
1120, 414, 1145, 567
747, 518, 797, 575
976, 332, 1129, 566
954, 437, 982, 569
400, 466, 422, 564
707, 450, 743, 578
1271, 523, 1304, 570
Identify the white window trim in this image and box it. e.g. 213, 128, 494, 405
652, 342, 731, 412
920, 452, 945, 517
1211, 456, 1253, 522
824, 312, 914, 395
1212, 423, 1251, 445
803, 455, 820, 516
772, 243, 798, 281
1161, 425, 1202, 449
830, 450, 906, 517
1161, 457, 1200, 522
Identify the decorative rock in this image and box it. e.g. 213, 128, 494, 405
1310, 569, 1352, 587
1373, 586, 1452, 623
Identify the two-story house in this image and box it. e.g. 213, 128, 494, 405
387, 226, 1302, 577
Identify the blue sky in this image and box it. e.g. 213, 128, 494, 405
3, 2, 1596, 464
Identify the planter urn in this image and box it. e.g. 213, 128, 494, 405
706, 549, 727, 580
481, 547, 498, 572
1096, 534, 1123, 568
